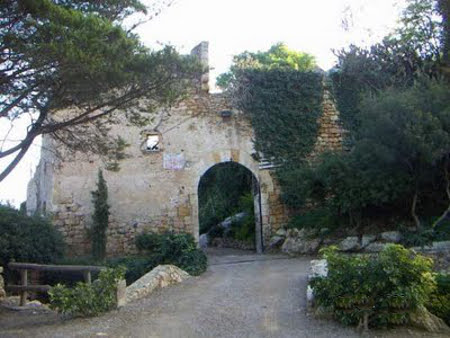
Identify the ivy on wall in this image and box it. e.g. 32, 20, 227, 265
233, 69, 324, 165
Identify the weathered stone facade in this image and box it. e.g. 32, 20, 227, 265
26, 42, 344, 256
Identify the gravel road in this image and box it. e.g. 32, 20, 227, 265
0, 249, 445, 338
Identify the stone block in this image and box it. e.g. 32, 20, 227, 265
380, 231, 402, 243
177, 205, 191, 217
338, 236, 360, 252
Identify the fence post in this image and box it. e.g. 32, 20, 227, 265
83, 271, 92, 284
19, 269, 28, 306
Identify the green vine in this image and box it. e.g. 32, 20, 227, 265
234, 69, 323, 165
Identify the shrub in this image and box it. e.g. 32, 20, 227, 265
135, 232, 207, 276
106, 255, 162, 285
0, 204, 65, 268
49, 266, 125, 318
286, 207, 338, 233
135, 232, 162, 252
310, 244, 435, 329
427, 273, 450, 325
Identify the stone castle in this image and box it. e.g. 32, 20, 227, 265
26, 42, 343, 256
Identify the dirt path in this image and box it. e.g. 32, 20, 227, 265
0, 250, 445, 337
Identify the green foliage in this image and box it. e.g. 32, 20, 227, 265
311, 245, 436, 329
330, 0, 445, 140
0, 0, 200, 182
91, 170, 110, 260
234, 69, 323, 165
0, 204, 65, 268
293, 79, 450, 229
427, 273, 450, 325
198, 162, 253, 234
135, 232, 162, 252
106, 256, 160, 285
49, 266, 125, 318
135, 232, 207, 276
217, 43, 317, 89
229, 193, 256, 242
286, 207, 338, 234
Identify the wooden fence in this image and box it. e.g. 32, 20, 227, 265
7, 262, 105, 306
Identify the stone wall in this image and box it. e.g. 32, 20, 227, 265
26, 42, 344, 256
313, 83, 344, 155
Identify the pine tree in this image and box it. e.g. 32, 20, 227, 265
91, 170, 110, 260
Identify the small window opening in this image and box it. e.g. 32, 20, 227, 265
146, 134, 161, 152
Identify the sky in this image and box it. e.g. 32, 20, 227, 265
0, 0, 407, 206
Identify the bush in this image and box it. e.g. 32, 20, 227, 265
49, 266, 125, 318
135, 232, 162, 252
310, 244, 435, 329
0, 204, 65, 268
135, 232, 207, 276
427, 273, 450, 325
287, 207, 338, 233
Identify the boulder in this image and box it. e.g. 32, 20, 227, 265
380, 231, 402, 243
275, 228, 287, 237
220, 212, 248, 230
361, 234, 377, 248
268, 235, 285, 249
308, 259, 328, 281
364, 242, 386, 253
338, 236, 360, 252
410, 305, 450, 333
199, 233, 209, 249
282, 236, 321, 255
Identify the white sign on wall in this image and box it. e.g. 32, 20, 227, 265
163, 153, 186, 170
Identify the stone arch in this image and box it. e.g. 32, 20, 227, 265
189, 149, 274, 253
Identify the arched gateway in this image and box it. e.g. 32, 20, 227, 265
26, 43, 290, 256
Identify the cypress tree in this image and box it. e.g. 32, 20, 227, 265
91, 170, 110, 260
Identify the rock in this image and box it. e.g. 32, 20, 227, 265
306, 285, 314, 309
275, 228, 287, 237
338, 236, 360, 252
286, 228, 301, 239
282, 236, 321, 255
380, 231, 402, 243
364, 242, 386, 253
199, 233, 209, 249
431, 241, 450, 251
361, 234, 376, 248
269, 236, 285, 249
281, 228, 321, 255
125, 265, 190, 304
410, 305, 450, 333
308, 259, 328, 281
220, 212, 248, 230
0, 266, 5, 300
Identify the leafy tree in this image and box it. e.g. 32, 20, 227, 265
0, 203, 65, 268
298, 79, 450, 230
0, 0, 199, 181
216, 43, 317, 89
91, 169, 110, 260
331, 0, 446, 139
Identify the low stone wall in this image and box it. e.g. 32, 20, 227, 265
0, 267, 5, 301
125, 265, 190, 304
